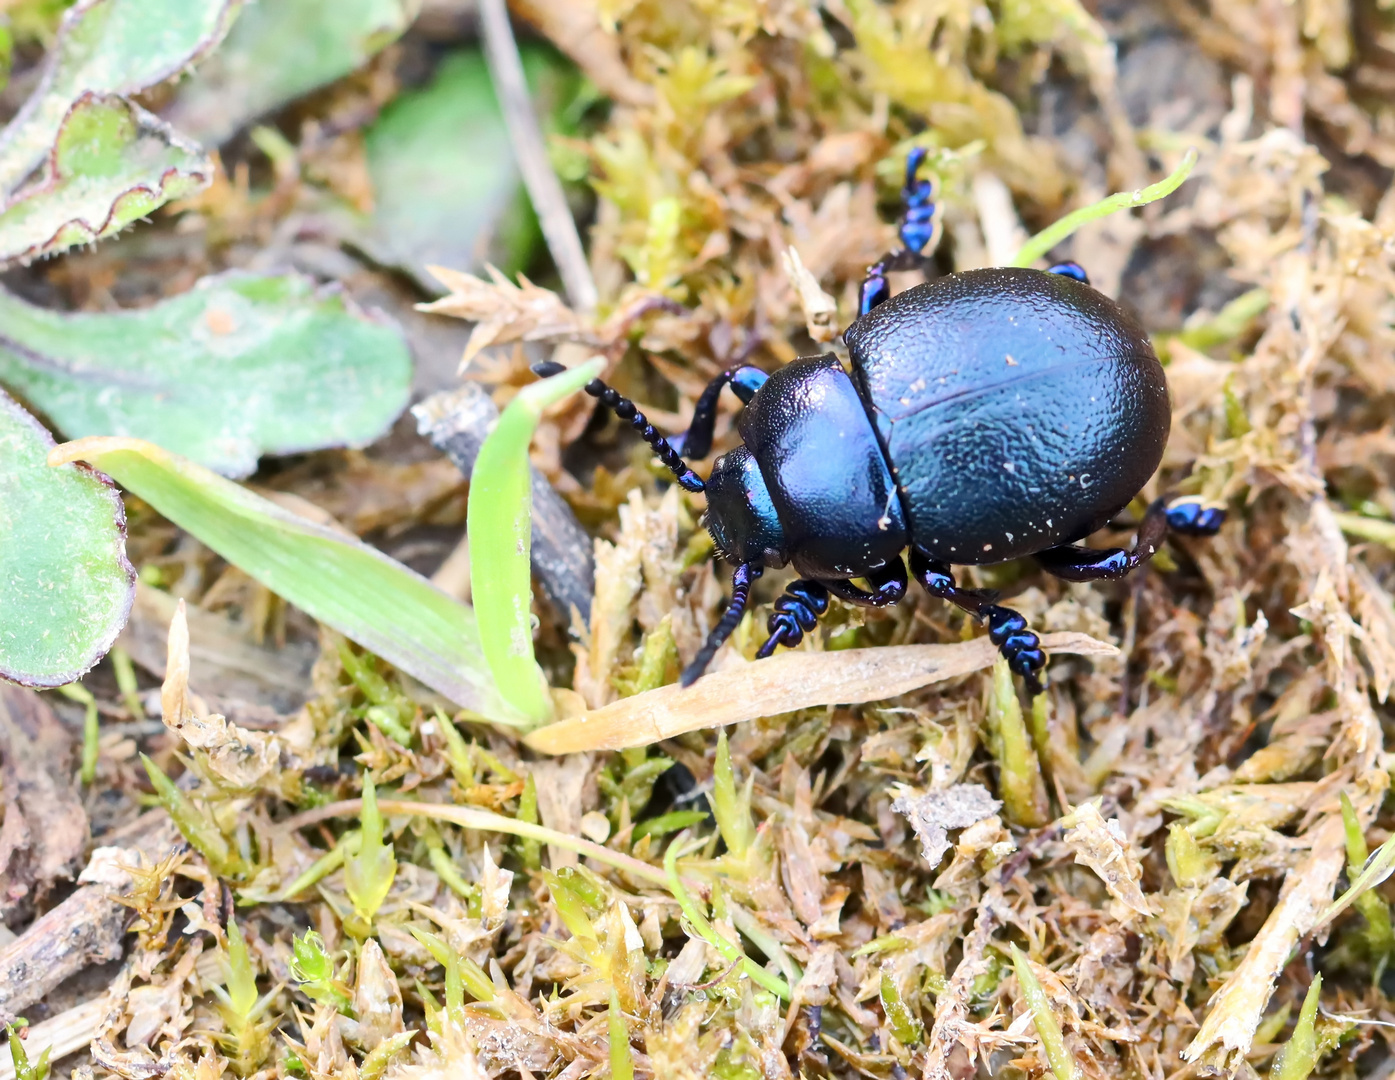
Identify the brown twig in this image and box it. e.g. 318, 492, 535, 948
478, 0, 598, 315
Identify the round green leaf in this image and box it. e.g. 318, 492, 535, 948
0, 391, 135, 687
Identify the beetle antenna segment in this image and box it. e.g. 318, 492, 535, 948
530, 362, 705, 492
857, 147, 940, 317
681, 562, 762, 685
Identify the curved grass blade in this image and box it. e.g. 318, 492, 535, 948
0, 391, 135, 687
469, 357, 603, 725
48, 436, 518, 722
1010, 149, 1198, 269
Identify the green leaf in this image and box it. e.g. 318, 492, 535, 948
469, 358, 602, 725
0, 0, 240, 191
50, 435, 518, 721
0, 93, 212, 267
0, 390, 134, 687
355, 50, 539, 293
0, 272, 411, 477
165, 0, 415, 146
224, 918, 258, 1020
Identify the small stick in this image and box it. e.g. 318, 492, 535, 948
478, 0, 598, 315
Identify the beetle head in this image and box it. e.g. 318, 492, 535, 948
704, 446, 788, 568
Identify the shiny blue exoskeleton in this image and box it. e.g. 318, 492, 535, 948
534, 150, 1224, 691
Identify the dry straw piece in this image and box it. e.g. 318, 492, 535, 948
525, 632, 1116, 753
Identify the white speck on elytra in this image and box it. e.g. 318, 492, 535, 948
983, 543, 993, 552
1005, 532, 1014, 542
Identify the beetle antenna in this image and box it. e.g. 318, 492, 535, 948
532, 362, 704, 491
680, 562, 761, 686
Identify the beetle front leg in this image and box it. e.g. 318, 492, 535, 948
909, 550, 1046, 694
671, 364, 768, 460
681, 562, 762, 685
1034, 496, 1226, 583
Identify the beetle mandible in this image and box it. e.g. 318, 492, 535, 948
535, 149, 1225, 692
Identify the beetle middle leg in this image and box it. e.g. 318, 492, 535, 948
755, 560, 908, 659
858, 147, 940, 316
909, 549, 1046, 694
1033, 496, 1226, 583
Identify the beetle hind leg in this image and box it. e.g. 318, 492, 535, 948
910, 550, 1046, 694
858, 148, 940, 316
1034, 496, 1226, 583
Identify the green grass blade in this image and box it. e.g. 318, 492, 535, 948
468, 358, 602, 724
50, 436, 518, 723
1010, 149, 1198, 269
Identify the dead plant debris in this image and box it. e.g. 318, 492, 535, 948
6, 1, 1395, 1080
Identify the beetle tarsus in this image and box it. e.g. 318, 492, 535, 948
682, 562, 762, 685
757, 579, 829, 657
1047, 261, 1090, 285
820, 559, 908, 607
1034, 496, 1227, 582
909, 550, 1045, 691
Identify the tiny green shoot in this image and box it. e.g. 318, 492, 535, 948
141, 753, 246, 877
211, 918, 277, 1075
5, 1022, 50, 1080
662, 839, 790, 1001
1269, 975, 1322, 1080
1011, 149, 1198, 270
1340, 791, 1393, 979
986, 658, 1049, 827
289, 931, 352, 1013
517, 773, 542, 870
58, 682, 99, 784
609, 990, 635, 1080
1011, 944, 1080, 1080
342, 775, 396, 933
879, 972, 923, 1046
712, 730, 754, 861
358, 1031, 414, 1080
108, 645, 144, 718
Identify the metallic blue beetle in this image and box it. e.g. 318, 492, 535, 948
537, 150, 1224, 691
